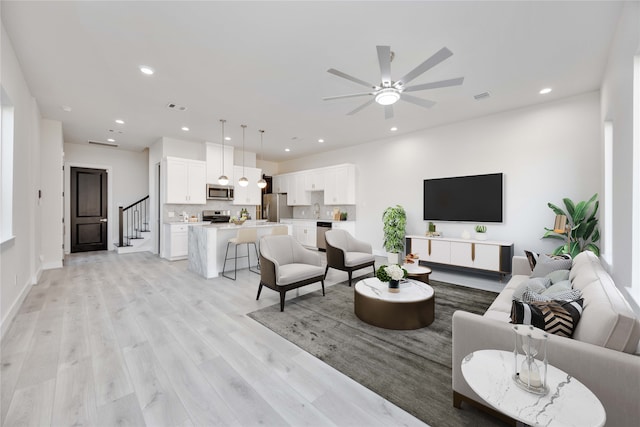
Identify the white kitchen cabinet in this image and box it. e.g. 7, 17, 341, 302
164, 157, 206, 204
331, 220, 355, 237
305, 169, 325, 191
205, 142, 234, 184
272, 174, 288, 194
324, 164, 356, 205
232, 165, 262, 205
287, 172, 311, 206
293, 221, 317, 247
163, 223, 189, 260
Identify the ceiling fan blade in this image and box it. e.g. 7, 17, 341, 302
401, 94, 436, 109
347, 99, 375, 116
403, 77, 465, 93
384, 105, 394, 120
396, 47, 453, 87
377, 45, 392, 86
327, 68, 375, 89
323, 92, 373, 101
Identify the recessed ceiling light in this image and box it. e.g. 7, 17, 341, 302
139, 65, 155, 75
539, 88, 552, 95
61, 105, 72, 112
115, 119, 125, 124
285, 148, 291, 152
390, 127, 398, 132
181, 126, 190, 131
318, 139, 324, 143
107, 138, 115, 142
224, 136, 231, 141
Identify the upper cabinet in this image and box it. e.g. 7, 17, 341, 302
164, 157, 207, 204
324, 164, 356, 205
232, 165, 262, 205
273, 164, 356, 206
287, 172, 311, 206
205, 142, 234, 184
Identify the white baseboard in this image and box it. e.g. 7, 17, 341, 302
42, 260, 63, 270
0, 279, 33, 341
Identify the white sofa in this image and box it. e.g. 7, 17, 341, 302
452, 251, 640, 426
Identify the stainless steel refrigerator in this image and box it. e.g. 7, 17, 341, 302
263, 193, 293, 222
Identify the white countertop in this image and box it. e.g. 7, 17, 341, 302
280, 218, 354, 223
164, 221, 211, 225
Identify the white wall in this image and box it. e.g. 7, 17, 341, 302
40, 119, 63, 269
63, 143, 148, 251
600, 0, 639, 291
280, 92, 601, 259
0, 23, 42, 337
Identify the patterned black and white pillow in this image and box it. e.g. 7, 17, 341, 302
524, 250, 571, 272
511, 298, 583, 338
531, 254, 573, 278
521, 288, 582, 303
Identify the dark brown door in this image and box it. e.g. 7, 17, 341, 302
71, 167, 108, 252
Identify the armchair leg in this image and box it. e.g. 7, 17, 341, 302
324, 265, 329, 279
372, 264, 376, 276
279, 291, 286, 312
321, 279, 325, 296
348, 271, 352, 287
256, 282, 263, 301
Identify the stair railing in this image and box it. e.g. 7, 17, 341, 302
118, 195, 150, 247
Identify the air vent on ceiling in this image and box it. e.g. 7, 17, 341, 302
166, 102, 187, 111
474, 92, 491, 101
88, 140, 118, 147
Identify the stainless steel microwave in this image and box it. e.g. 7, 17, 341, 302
206, 184, 234, 200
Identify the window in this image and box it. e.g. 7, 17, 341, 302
1, 87, 14, 243
632, 55, 640, 300
603, 121, 613, 265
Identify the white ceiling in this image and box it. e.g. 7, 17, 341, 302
1, 1, 623, 162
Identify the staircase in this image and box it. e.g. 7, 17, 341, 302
115, 195, 152, 254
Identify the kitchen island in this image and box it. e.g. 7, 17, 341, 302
188, 221, 291, 278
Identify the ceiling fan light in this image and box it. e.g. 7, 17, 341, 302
257, 178, 267, 189
375, 88, 400, 105
218, 175, 229, 186
238, 176, 249, 187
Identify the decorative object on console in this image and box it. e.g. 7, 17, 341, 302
542, 193, 600, 258
383, 205, 406, 264
512, 325, 549, 395
475, 225, 487, 240
217, 119, 229, 186
428, 222, 436, 233
404, 252, 419, 264
376, 264, 408, 293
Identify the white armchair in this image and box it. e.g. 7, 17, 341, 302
324, 229, 376, 286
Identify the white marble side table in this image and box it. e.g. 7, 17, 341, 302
461, 349, 606, 427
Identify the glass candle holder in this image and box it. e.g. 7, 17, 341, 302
512, 325, 549, 395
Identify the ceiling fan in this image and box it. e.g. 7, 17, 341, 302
323, 46, 464, 119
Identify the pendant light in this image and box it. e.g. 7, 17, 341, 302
217, 119, 229, 186
257, 129, 267, 189
238, 124, 249, 187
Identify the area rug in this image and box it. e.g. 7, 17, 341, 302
247, 277, 508, 427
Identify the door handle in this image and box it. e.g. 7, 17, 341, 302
100, 218, 108, 222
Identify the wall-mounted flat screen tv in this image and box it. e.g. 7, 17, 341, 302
423, 173, 503, 222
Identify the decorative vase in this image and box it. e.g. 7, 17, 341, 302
388, 279, 400, 293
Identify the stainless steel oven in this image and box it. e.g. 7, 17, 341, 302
316, 221, 332, 252
206, 184, 234, 200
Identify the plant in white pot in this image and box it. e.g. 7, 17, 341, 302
475, 225, 487, 240
382, 205, 406, 264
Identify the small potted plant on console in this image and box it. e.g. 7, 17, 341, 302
475, 225, 487, 240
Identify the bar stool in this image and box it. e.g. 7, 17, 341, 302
222, 228, 260, 280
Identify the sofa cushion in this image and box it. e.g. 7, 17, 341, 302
531, 254, 573, 278
542, 280, 572, 295
344, 252, 375, 267
486, 275, 528, 313
277, 263, 324, 286
546, 269, 570, 284
511, 298, 584, 338
522, 288, 582, 303
512, 277, 549, 301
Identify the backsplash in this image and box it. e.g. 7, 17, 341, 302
164, 200, 259, 222
292, 192, 356, 220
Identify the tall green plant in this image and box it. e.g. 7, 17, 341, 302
382, 205, 406, 253
542, 193, 600, 258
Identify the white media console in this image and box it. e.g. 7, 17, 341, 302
406, 235, 514, 278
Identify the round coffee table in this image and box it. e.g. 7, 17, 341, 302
354, 278, 435, 330
402, 263, 432, 283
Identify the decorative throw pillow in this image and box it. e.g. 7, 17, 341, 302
512, 278, 550, 301
510, 298, 584, 338
522, 288, 582, 303
531, 254, 573, 278
542, 280, 572, 295
545, 269, 570, 284
524, 250, 539, 271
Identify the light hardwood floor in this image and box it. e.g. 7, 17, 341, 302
2, 250, 436, 427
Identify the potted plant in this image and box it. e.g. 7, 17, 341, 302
475, 225, 487, 240
376, 264, 408, 292
382, 205, 406, 264
542, 193, 600, 258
